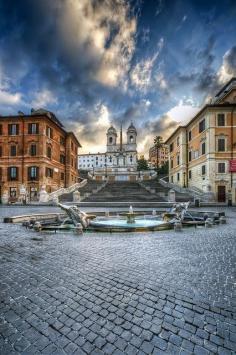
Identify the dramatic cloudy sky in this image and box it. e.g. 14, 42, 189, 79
0, 0, 236, 155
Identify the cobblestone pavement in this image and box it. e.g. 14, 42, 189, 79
0, 206, 236, 354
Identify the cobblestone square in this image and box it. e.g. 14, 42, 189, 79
0, 206, 236, 354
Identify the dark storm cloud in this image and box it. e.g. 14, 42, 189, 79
0, 0, 136, 104
117, 100, 151, 125
144, 114, 178, 136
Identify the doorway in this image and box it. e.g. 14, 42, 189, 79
217, 185, 226, 202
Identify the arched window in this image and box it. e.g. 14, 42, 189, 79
130, 135, 134, 143
109, 137, 113, 144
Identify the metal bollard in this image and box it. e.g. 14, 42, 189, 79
205, 218, 213, 228
75, 223, 83, 235
174, 221, 182, 232
219, 216, 227, 224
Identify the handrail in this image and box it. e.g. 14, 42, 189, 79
48, 179, 87, 200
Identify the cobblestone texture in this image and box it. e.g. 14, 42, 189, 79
0, 206, 236, 354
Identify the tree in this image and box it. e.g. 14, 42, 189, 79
157, 161, 169, 175
153, 135, 163, 171
137, 158, 149, 171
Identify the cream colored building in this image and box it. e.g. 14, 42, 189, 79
165, 78, 236, 203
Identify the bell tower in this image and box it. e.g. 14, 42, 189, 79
126, 122, 137, 148
106, 126, 117, 152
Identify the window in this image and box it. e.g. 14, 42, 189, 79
218, 163, 225, 173
170, 160, 173, 169
61, 172, 65, 180
199, 119, 205, 133
0, 125, 2, 135
30, 144, 37, 156
71, 158, 74, 167
188, 131, 192, 141
0, 146, 2, 157
202, 165, 206, 175
217, 114, 225, 127
177, 155, 180, 165
188, 170, 192, 179
171, 176, 173, 183
130, 135, 134, 143
46, 167, 53, 178
71, 141, 74, 150
177, 136, 180, 146
8, 124, 19, 135
60, 154, 65, 164
8, 167, 18, 181
10, 187, 17, 198
47, 146, 52, 159
60, 136, 65, 146
10, 145, 17, 156
202, 142, 206, 155
28, 123, 39, 134
46, 126, 53, 138
130, 155, 133, 162
188, 151, 192, 162
177, 173, 180, 181
28, 166, 38, 180
109, 137, 113, 144
170, 143, 173, 152
218, 138, 225, 152
109, 156, 112, 162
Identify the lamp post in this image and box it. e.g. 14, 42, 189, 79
183, 171, 186, 188
105, 163, 107, 179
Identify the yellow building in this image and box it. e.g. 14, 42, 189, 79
165, 78, 236, 203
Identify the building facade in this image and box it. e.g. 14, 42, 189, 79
149, 144, 169, 169
165, 78, 236, 203
78, 123, 137, 172
0, 109, 81, 202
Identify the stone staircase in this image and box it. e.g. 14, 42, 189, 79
59, 179, 104, 202
83, 181, 165, 202
141, 179, 194, 202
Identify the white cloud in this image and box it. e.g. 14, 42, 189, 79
59, 0, 137, 89
217, 46, 236, 84
130, 38, 164, 92
0, 90, 22, 105
31, 89, 58, 108
166, 100, 199, 124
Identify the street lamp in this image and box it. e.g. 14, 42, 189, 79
183, 171, 186, 188
105, 163, 107, 178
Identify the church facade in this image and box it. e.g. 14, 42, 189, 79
78, 123, 137, 172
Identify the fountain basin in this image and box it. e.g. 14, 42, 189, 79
89, 217, 172, 232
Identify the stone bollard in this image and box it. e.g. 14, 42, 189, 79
168, 189, 176, 203
75, 223, 83, 235
205, 218, 213, 228
73, 190, 80, 202
219, 216, 227, 224
152, 209, 157, 216
52, 196, 59, 205
34, 221, 42, 232
174, 221, 182, 232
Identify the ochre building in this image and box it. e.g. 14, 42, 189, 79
149, 145, 169, 169
0, 109, 81, 202
165, 78, 236, 203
